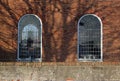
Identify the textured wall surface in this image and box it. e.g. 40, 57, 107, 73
0, 0, 120, 62
0, 62, 120, 81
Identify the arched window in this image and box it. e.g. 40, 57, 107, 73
78, 14, 102, 61
18, 14, 42, 62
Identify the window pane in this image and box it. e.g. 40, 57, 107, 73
18, 14, 42, 62
78, 14, 102, 61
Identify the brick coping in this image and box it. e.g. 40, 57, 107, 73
0, 62, 120, 66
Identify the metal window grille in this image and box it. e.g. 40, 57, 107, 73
78, 14, 102, 61
18, 14, 42, 62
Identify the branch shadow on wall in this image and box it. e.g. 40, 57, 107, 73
0, 0, 119, 62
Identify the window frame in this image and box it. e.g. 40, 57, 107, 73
17, 14, 42, 62
77, 14, 103, 62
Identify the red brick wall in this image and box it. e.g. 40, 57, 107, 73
0, 0, 120, 62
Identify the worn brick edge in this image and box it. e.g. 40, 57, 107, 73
0, 62, 120, 67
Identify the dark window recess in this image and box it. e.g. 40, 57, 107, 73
79, 22, 84, 26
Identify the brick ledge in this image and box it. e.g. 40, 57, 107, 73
0, 62, 120, 66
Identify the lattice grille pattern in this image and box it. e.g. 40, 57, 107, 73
19, 24, 41, 61
78, 14, 102, 61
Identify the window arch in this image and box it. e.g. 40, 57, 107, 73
78, 14, 102, 61
18, 14, 42, 62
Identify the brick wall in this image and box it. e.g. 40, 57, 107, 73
0, 0, 120, 62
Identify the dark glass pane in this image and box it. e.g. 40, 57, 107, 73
78, 15, 101, 60
19, 24, 41, 59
